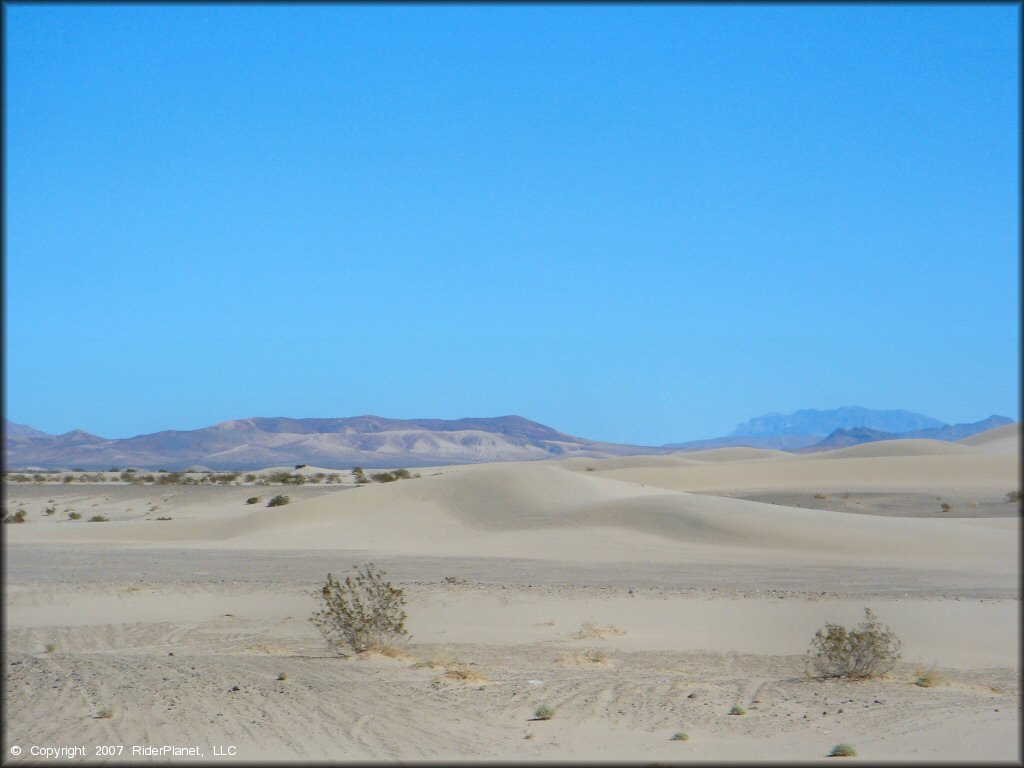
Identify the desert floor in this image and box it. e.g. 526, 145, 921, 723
3, 425, 1020, 762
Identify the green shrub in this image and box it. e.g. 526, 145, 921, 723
88, 514, 109, 522
3, 509, 28, 524
729, 705, 746, 715
670, 731, 689, 741
68, 511, 82, 520
45, 642, 57, 653
806, 607, 902, 679
245, 497, 260, 505
44, 506, 56, 515
310, 563, 407, 654
267, 495, 290, 507
352, 467, 369, 485
371, 471, 397, 483
533, 705, 555, 720
828, 743, 857, 757
277, 671, 287, 681
96, 707, 114, 719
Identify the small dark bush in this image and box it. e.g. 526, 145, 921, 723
245, 497, 260, 505
89, 514, 109, 522
267, 495, 290, 507
3, 509, 28, 524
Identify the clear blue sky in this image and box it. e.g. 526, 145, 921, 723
5, 4, 1019, 444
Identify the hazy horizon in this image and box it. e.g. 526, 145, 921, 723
6, 4, 1019, 445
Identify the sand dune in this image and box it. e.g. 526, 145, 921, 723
959, 422, 1020, 454
3, 437, 1019, 762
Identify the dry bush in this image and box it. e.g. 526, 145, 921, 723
914, 665, 941, 688
435, 663, 487, 684
310, 563, 407, 654
558, 648, 609, 665
806, 607, 902, 679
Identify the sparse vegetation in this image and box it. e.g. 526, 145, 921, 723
3, 509, 28, 524
806, 607, 902, 679
44, 506, 56, 515
155, 516, 172, 521
729, 705, 746, 715
96, 707, 114, 719
940, 502, 952, 513
534, 705, 555, 720
267, 495, 290, 507
88, 514, 109, 522
352, 467, 369, 485
277, 671, 287, 681
670, 732, 689, 741
310, 563, 408, 654
245, 497, 260, 505
68, 511, 82, 520
828, 743, 857, 757
45, 642, 57, 653
813, 493, 827, 500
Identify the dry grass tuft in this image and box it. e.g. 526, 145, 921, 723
573, 622, 626, 640
914, 665, 941, 688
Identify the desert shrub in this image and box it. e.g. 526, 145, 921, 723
352, 467, 369, 484
1006, 490, 1021, 504
245, 473, 257, 483
44, 506, 56, 515
277, 671, 287, 681
68, 511, 82, 520
940, 502, 952, 512
828, 743, 857, 757
245, 497, 260, 505
295, 464, 307, 469
45, 642, 57, 653
729, 705, 746, 715
670, 732, 689, 741
371, 471, 397, 482
155, 516, 172, 521
267, 495, 290, 507
62, 475, 74, 484
392, 468, 412, 480
89, 514, 109, 522
813, 493, 827, 500
806, 607, 902, 679
309, 563, 407, 654
914, 665, 940, 687
96, 707, 114, 719
585, 466, 595, 471
533, 705, 555, 720
3, 509, 28, 524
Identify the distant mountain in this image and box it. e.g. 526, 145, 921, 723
5, 410, 1014, 469
802, 415, 1015, 452
731, 407, 944, 437
3, 415, 665, 470
4, 419, 54, 439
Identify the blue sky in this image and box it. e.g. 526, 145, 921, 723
5, 4, 1019, 444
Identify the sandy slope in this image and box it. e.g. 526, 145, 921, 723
3, 432, 1020, 762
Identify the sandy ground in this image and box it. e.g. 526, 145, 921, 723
3, 427, 1020, 762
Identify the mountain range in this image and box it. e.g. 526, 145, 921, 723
3, 408, 1014, 470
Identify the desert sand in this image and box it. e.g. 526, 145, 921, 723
3, 425, 1020, 762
